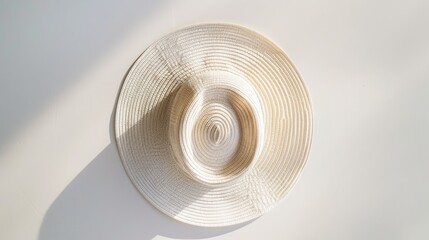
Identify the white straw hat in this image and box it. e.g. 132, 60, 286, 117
115, 23, 312, 227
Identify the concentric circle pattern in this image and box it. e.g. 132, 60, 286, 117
115, 23, 312, 227
169, 72, 263, 186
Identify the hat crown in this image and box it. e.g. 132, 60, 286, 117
168, 71, 264, 186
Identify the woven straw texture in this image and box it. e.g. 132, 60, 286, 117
115, 23, 312, 227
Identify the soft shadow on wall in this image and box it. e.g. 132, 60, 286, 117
39, 72, 252, 240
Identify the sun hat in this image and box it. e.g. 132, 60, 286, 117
115, 23, 312, 227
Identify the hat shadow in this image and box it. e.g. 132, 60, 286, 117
39, 75, 253, 240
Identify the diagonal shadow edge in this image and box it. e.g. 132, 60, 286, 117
38, 62, 251, 240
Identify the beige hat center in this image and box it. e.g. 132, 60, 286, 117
169, 71, 264, 186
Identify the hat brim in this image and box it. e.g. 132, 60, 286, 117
115, 23, 312, 227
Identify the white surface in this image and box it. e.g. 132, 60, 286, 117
0, 0, 428, 239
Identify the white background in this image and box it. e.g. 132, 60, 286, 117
1, 0, 428, 239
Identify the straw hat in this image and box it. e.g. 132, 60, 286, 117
115, 23, 312, 227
